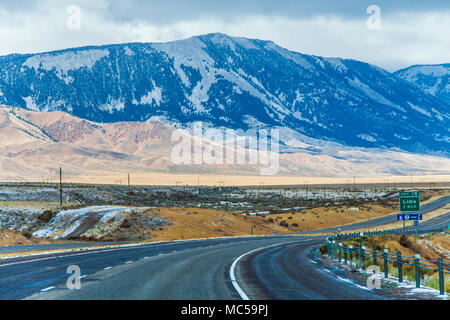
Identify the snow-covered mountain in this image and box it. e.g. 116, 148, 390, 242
0, 33, 449, 155
395, 64, 450, 105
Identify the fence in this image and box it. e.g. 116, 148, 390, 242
333, 225, 448, 241
324, 229, 449, 295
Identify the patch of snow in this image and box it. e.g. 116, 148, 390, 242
22, 49, 109, 84
357, 134, 377, 142
231, 36, 259, 50
323, 57, 348, 72
124, 46, 134, 56
133, 81, 163, 106
99, 97, 125, 113
265, 42, 314, 71
407, 102, 432, 118
347, 76, 405, 112
23, 96, 39, 111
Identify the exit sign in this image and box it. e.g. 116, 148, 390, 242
399, 191, 420, 197
399, 191, 420, 212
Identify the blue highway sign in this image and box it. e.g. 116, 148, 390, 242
397, 213, 423, 221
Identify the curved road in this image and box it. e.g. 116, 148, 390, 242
0, 235, 392, 300
8, 235, 388, 300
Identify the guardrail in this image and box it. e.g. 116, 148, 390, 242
324, 227, 449, 295
333, 225, 448, 241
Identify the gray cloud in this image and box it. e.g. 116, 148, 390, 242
0, 0, 449, 71
2, 0, 450, 24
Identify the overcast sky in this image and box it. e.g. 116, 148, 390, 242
0, 0, 449, 71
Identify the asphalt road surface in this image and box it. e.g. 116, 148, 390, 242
3, 235, 389, 300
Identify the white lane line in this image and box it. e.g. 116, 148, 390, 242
125, 261, 133, 264
310, 260, 317, 264
0, 237, 309, 269
104, 266, 112, 270
77, 275, 87, 279
229, 241, 294, 300
40, 286, 55, 292
143, 256, 150, 259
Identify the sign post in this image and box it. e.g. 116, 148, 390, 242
398, 191, 421, 234
414, 220, 419, 238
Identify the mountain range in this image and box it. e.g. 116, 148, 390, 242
0, 33, 448, 158
0, 33, 448, 181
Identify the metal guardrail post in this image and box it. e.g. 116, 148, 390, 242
355, 245, 359, 261
438, 258, 444, 295
344, 244, 347, 265
338, 243, 342, 263
361, 246, 366, 270
349, 245, 353, 265
415, 254, 420, 288
383, 249, 389, 278
397, 251, 403, 283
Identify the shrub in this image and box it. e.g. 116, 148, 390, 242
291, 223, 299, 227
319, 244, 328, 254
39, 210, 55, 223
21, 229, 32, 239
399, 235, 413, 248
120, 219, 131, 228
279, 220, 289, 228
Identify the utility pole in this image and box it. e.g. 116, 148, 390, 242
258, 182, 264, 213
127, 173, 131, 206
59, 166, 63, 206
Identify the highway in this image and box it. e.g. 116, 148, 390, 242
0, 235, 391, 300
294, 195, 450, 234
0, 196, 447, 300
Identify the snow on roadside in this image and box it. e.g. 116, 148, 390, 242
32, 206, 148, 240
321, 254, 448, 300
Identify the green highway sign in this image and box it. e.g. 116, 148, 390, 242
399, 191, 420, 197
399, 190, 420, 212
